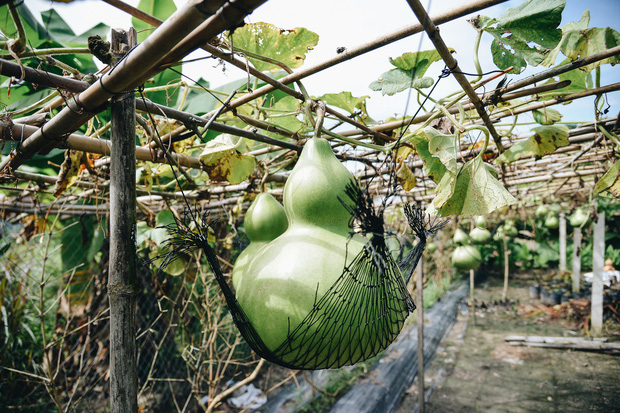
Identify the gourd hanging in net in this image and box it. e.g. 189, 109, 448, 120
155, 181, 445, 370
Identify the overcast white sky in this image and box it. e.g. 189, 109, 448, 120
25, 0, 620, 130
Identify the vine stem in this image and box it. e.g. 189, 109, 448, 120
204, 356, 266, 412
38, 213, 64, 413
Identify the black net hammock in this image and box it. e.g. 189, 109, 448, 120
155, 182, 446, 370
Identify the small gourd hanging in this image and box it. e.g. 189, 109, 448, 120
232, 192, 288, 291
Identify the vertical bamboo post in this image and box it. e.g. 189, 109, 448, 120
502, 235, 509, 301
591, 210, 605, 336
559, 213, 567, 271
469, 220, 476, 324
572, 228, 582, 293
416, 259, 424, 413
108, 28, 139, 413
469, 269, 475, 324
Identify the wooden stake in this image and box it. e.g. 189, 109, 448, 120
591, 209, 605, 336
572, 227, 582, 293
416, 260, 424, 413
108, 28, 139, 413
559, 213, 567, 271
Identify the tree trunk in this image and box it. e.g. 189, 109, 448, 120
108, 28, 139, 413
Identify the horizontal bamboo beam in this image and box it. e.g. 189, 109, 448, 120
0, 0, 266, 175
210, 0, 510, 115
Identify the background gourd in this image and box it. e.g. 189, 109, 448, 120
232, 193, 288, 291
235, 137, 367, 360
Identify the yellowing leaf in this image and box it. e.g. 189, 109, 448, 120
199, 134, 256, 184
54, 149, 84, 197
230, 23, 319, 73
595, 160, 620, 198
396, 162, 417, 191
395, 145, 415, 163
495, 125, 570, 164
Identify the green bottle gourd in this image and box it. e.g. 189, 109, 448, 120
232, 193, 288, 291
235, 137, 366, 356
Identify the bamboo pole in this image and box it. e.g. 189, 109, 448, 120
572, 227, 582, 293
208, 0, 510, 116
0, 0, 241, 174
502, 235, 509, 301
405, 0, 503, 150
559, 213, 567, 272
108, 29, 139, 413
416, 260, 424, 413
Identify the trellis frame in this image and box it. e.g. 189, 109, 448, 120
0, 0, 619, 411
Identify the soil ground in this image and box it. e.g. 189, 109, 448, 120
396, 270, 620, 413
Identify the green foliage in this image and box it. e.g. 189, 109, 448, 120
229, 22, 319, 72
479, 0, 565, 73
532, 108, 562, 125
369, 49, 443, 95
132, 0, 176, 44
60, 216, 105, 273
409, 129, 449, 184
429, 155, 516, 217
319, 91, 371, 123
539, 58, 593, 99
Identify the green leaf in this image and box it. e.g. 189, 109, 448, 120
532, 107, 562, 125
132, 0, 176, 44
61, 217, 105, 272
370, 49, 442, 95
199, 134, 256, 184
230, 22, 319, 73
539, 58, 593, 99
428, 132, 458, 174
369, 69, 433, 96
70, 23, 111, 44
388, 49, 444, 72
40, 9, 75, 42
319, 92, 369, 115
428, 157, 517, 217
408, 128, 448, 184
595, 161, 620, 198
266, 95, 310, 136
495, 125, 570, 164
483, 0, 565, 73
